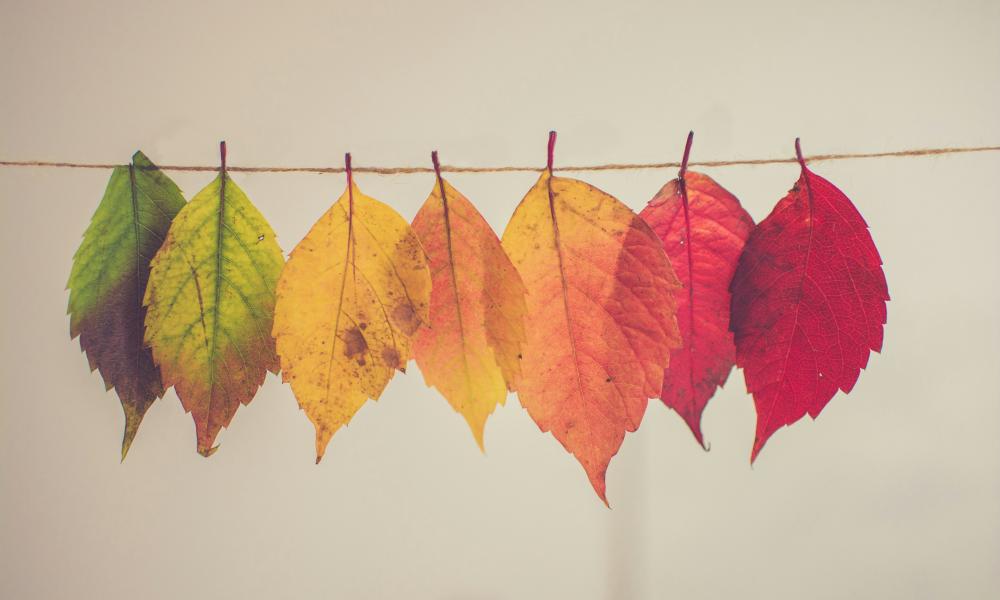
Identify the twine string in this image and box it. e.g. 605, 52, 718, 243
1, 145, 997, 176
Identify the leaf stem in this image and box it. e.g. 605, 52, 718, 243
431, 150, 442, 182
345, 152, 353, 189
547, 131, 557, 174
679, 130, 694, 179
795, 138, 807, 169
219, 141, 227, 224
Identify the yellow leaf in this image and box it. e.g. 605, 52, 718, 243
273, 177, 431, 461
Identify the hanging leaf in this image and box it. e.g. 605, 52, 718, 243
143, 143, 284, 456
411, 152, 527, 450
67, 151, 186, 459
272, 155, 431, 461
501, 133, 682, 504
730, 140, 889, 461
639, 133, 754, 448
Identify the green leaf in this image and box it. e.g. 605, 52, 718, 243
67, 151, 186, 459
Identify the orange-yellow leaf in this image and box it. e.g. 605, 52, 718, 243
411, 169, 527, 450
501, 169, 682, 504
273, 181, 431, 461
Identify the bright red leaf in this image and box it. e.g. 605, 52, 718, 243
729, 140, 889, 461
639, 133, 754, 448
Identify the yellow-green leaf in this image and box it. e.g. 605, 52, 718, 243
143, 168, 284, 456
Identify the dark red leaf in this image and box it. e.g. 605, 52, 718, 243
730, 140, 889, 461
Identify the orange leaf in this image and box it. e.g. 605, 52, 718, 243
500, 133, 682, 504
411, 153, 527, 450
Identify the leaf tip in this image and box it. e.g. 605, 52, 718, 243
672, 406, 710, 450
198, 444, 219, 458
750, 437, 766, 464
120, 403, 150, 462
691, 426, 709, 452
470, 422, 487, 454
315, 428, 333, 464
120, 426, 138, 463
585, 465, 611, 508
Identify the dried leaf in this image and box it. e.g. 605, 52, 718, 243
411, 155, 527, 450
501, 134, 681, 503
144, 145, 284, 456
730, 140, 889, 460
67, 151, 185, 458
273, 163, 431, 461
639, 136, 754, 447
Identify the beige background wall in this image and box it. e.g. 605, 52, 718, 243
2, 1, 999, 598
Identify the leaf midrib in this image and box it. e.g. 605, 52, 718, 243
326, 191, 354, 403
438, 180, 475, 401
760, 175, 816, 441
546, 175, 587, 415
679, 177, 699, 404
128, 163, 144, 397
208, 175, 227, 391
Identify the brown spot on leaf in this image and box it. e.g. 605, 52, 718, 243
343, 327, 368, 364
381, 347, 401, 369
391, 302, 419, 335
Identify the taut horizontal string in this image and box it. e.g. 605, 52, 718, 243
1, 144, 998, 176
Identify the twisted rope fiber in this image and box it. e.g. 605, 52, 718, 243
2, 145, 998, 175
